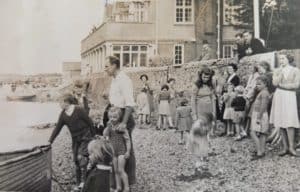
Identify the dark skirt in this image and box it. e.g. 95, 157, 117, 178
103, 105, 136, 185
82, 168, 110, 192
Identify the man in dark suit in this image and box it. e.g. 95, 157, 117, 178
243, 31, 266, 56
234, 33, 247, 60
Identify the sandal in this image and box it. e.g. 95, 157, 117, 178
250, 153, 264, 161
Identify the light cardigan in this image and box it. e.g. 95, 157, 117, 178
273, 65, 300, 90
244, 72, 259, 99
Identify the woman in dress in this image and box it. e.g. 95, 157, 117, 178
140, 74, 154, 124
191, 67, 216, 123
270, 53, 300, 156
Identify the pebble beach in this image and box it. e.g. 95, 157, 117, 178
51, 119, 300, 192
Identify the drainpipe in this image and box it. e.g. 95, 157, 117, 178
155, 0, 158, 55
217, 0, 221, 59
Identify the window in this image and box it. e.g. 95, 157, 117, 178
223, 0, 243, 25
112, 45, 148, 68
223, 45, 234, 58
175, 0, 193, 24
174, 44, 184, 65
114, 1, 149, 23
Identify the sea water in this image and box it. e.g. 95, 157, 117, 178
0, 87, 61, 152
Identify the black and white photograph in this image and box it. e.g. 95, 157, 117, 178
1, 0, 300, 191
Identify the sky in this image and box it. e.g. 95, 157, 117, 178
0, 0, 105, 74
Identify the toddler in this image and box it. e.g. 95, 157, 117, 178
222, 84, 236, 136
188, 113, 214, 170
231, 85, 247, 141
175, 98, 193, 144
83, 136, 114, 192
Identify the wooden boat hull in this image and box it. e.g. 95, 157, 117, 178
0, 145, 52, 192
6, 95, 36, 102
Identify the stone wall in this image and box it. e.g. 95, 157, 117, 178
88, 49, 300, 107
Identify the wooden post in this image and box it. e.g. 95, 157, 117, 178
253, 0, 260, 38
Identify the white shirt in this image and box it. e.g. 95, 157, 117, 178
109, 71, 136, 108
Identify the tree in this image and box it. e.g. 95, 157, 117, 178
228, 0, 300, 50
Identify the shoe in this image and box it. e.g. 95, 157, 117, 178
288, 149, 300, 157
234, 136, 242, 141
241, 131, 247, 138
178, 140, 185, 145
278, 150, 288, 156
250, 153, 264, 161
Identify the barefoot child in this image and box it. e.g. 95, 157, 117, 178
82, 137, 114, 192
188, 113, 214, 170
250, 75, 270, 160
231, 85, 247, 141
222, 84, 235, 136
157, 84, 171, 130
103, 107, 131, 192
175, 98, 193, 144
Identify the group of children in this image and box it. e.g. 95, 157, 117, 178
222, 76, 271, 159
135, 63, 275, 168
50, 81, 133, 192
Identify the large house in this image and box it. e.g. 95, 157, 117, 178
80, 0, 243, 75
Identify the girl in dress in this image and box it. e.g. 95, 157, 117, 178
136, 88, 150, 126
83, 137, 114, 192
188, 113, 214, 170
231, 86, 247, 141
250, 75, 270, 160
103, 107, 131, 192
222, 84, 236, 136
157, 84, 171, 130
175, 98, 193, 144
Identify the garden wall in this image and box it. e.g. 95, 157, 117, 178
88, 49, 300, 108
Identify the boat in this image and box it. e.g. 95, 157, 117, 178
0, 145, 52, 192
6, 94, 36, 101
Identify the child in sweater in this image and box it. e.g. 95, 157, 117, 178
250, 75, 270, 160
175, 98, 193, 144
188, 113, 214, 170
231, 86, 247, 141
103, 107, 131, 192
83, 136, 114, 192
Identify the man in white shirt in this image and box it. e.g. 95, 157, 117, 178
104, 56, 136, 185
